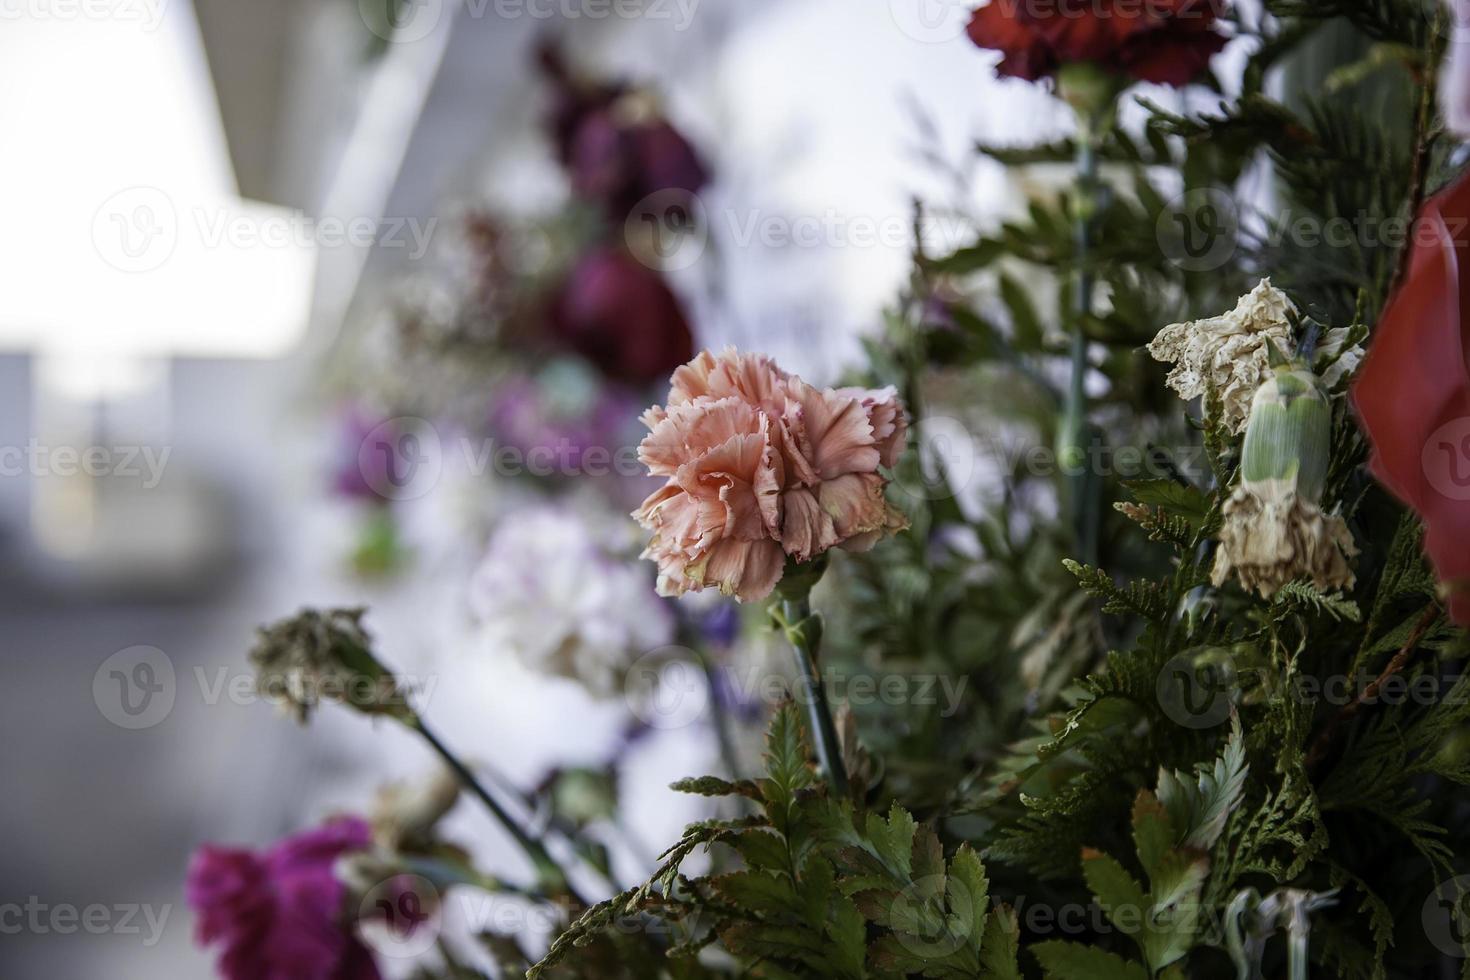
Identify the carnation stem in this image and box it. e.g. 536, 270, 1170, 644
1063, 128, 1103, 567
780, 596, 850, 798
409, 715, 587, 906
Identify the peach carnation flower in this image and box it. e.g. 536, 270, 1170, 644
634, 348, 909, 602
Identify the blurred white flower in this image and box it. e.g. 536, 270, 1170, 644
470, 505, 674, 697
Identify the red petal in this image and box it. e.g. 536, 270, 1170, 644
1119, 24, 1227, 86
967, 1, 1055, 81
1353, 170, 1470, 624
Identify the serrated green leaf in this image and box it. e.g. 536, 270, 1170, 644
1031, 941, 1149, 980
979, 905, 1022, 980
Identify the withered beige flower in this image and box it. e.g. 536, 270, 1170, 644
1148, 279, 1295, 434
635, 348, 909, 602
1212, 481, 1358, 597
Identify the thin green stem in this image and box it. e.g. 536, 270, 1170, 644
409, 715, 586, 906
780, 597, 850, 798
1064, 131, 1103, 567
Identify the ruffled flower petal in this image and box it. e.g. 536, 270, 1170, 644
634, 348, 909, 600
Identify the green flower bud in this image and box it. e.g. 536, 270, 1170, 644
249, 607, 415, 724
1239, 366, 1331, 504
1211, 365, 1357, 598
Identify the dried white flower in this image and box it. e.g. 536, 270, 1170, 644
1212, 483, 1358, 597
1210, 367, 1358, 597
1148, 279, 1295, 434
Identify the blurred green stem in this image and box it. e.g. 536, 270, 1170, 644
409, 714, 586, 905
1063, 127, 1104, 567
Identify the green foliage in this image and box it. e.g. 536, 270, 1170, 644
531, 704, 1023, 980
527, 4, 1470, 978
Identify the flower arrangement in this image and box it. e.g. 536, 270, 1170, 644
189, 4, 1470, 978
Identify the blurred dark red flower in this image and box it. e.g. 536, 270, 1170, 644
966, 0, 1228, 86
538, 42, 708, 217
187, 817, 381, 980
549, 246, 695, 386
1354, 171, 1470, 626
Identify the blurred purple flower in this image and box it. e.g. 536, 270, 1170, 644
186, 817, 381, 980
695, 601, 741, 650
487, 370, 642, 475
549, 247, 695, 387
333, 409, 392, 505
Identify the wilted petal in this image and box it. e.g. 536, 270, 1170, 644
697, 538, 786, 602
818, 472, 889, 540
780, 487, 839, 561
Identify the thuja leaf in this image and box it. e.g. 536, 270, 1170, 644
528, 892, 640, 979
1114, 501, 1195, 549
1063, 561, 1170, 622
671, 776, 763, 800
1271, 580, 1361, 623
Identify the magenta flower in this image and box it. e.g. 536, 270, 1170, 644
186, 817, 381, 980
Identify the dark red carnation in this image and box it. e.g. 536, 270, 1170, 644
549, 247, 696, 386
1353, 171, 1470, 625
538, 42, 708, 218
966, 0, 1227, 87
